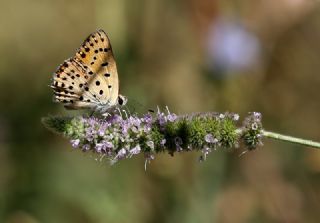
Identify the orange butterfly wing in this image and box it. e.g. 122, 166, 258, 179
51, 30, 120, 111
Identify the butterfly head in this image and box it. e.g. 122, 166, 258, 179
118, 94, 127, 106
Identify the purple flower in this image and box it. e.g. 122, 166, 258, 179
143, 125, 151, 133
205, 134, 218, 144
87, 117, 97, 126
233, 114, 240, 121
158, 112, 167, 126
253, 112, 261, 121
116, 148, 127, 160
167, 113, 177, 122
71, 139, 80, 148
130, 145, 141, 155
95, 143, 104, 153
108, 114, 123, 124
243, 112, 262, 132
82, 144, 90, 151
206, 19, 261, 74
98, 123, 108, 136
105, 141, 114, 148
143, 113, 153, 125
130, 116, 141, 127
95, 141, 113, 153
121, 122, 130, 135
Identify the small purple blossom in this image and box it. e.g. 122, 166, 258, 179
158, 112, 167, 127
108, 114, 123, 124
253, 112, 261, 120
130, 145, 141, 155
95, 141, 113, 153
244, 112, 263, 132
233, 114, 240, 121
130, 116, 141, 127
116, 148, 127, 159
143, 125, 151, 133
205, 134, 218, 144
143, 113, 153, 125
167, 113, 177, 122
95, 143, 105, 153
82, 144, 90, 151
98, 122, 109, 136
71, 139, 80, 148
121, 122, 130, 135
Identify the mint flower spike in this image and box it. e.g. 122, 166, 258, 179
42, 109, 320, 165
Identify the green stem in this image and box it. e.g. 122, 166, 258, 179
262, 130, 320, 149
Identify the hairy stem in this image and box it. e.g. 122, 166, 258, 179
262, 130, 320, 149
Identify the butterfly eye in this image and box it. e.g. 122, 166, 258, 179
118, 96, 124, 105
118, 95, 127, 106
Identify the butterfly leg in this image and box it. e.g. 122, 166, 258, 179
116, 107, 129, 119
124, 105, 132, 116
122, 109, 129, 119
116, 107, 122, 118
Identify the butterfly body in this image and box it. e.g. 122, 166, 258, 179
51, 29, 126, 113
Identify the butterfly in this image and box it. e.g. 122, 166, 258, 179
50, 29, 127, 114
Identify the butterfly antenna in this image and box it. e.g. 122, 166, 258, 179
128, 96, 154, 114
116, 107, 123, 118
122, 109, 128, 119
126, 96, 138, 114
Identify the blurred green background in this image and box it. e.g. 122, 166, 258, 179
1, 0, 320, 222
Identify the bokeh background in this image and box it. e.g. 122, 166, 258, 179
1, 0, 320, 222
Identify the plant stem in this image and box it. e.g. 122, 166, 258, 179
262, 130, 320, 149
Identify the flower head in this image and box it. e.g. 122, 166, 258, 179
43, 108, 255, 165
